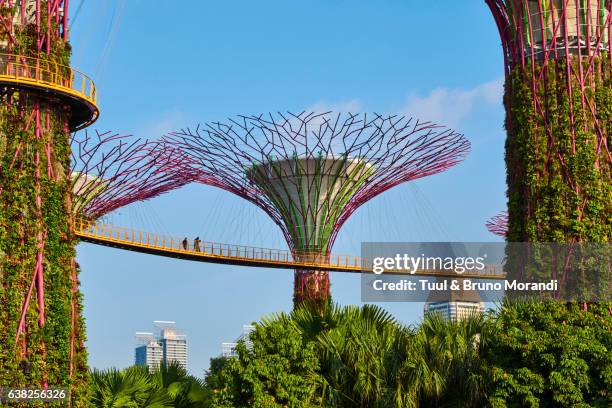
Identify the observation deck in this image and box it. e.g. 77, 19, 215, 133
0, 53, 98, 130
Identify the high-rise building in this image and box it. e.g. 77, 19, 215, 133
419, 244, 486, 322
135, 333, 164, 371
221, 325, 255, 358
424, 279, 484, 322
135, 321, 187, 370
424, 300, 485, 322
221, 342, 239, 358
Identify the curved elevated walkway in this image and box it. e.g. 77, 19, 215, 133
74, 219, 506, 279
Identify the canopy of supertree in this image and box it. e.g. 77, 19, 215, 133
165, 112, 471, 308
486, 211, 509, 238
70, 130, 193, 221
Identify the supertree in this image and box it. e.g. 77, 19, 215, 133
486, 1, 611, 243
70, 130, 193, 221
0, 0, 96, 404
486, 211, 509, 237
165, 112, 470, 309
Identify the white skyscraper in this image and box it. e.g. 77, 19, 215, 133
420, 243, 487, 322
135, 332, 163, 371
135, 321, 187, 371
424, 278, 484, 322
424, 300, 485, 322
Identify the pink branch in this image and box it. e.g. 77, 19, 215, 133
486, 211, 509, 238
70, 131, 193, 219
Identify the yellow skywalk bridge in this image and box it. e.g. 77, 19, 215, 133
74, 219, 506, 280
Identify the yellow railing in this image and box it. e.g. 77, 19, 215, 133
74, 219, 506, 279
74, 218, 363, 270
0, 53, 97, 106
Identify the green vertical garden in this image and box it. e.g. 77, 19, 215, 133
0, 2, 88, 406
505, 56, 611, 243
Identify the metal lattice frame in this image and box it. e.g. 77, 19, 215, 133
487, 0, 610, 158
70, 130, 193, 220
0, 0, 70, 50
165, 112, 470, 307
486, 211, 509, 237
487, 0, 610, 73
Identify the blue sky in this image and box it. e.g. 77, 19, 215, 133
70, 0, 507, 376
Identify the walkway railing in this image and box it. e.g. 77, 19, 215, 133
74, 219, 506, 279
74, 218, 365, 271
0, 53, 97, 109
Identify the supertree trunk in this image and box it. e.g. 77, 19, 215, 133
505, 56, 611, 243
293, 271, 331, 310
0, 1, 89, 406
487, 1, 611, 305
293, 252, 331, 310
486, 0, 611, 243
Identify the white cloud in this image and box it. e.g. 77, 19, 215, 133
399, 78, 503, 128
262, 79, 502, 131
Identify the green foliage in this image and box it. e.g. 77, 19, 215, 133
306, 305, 413, 407
204, 302, 612, 407
206, 303, 492, 407
412, 313, 492, 407
89, 366, 173, 408
486, 301, 612, 407
75, 301, 612, 407
208, 314, 321, 407
151, 361, 211, 408
89, 362, 211, 408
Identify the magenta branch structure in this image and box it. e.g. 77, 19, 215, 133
70, 130, 192, 221
486, 211, 509, 238
165, 111, 470, 308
